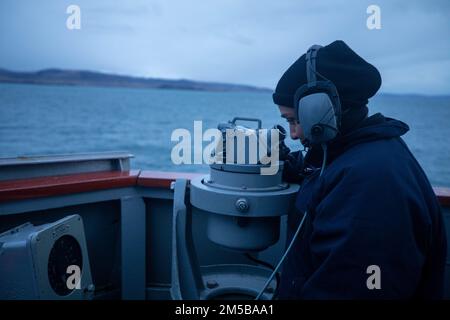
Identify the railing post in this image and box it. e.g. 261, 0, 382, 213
121, 196, 146, 299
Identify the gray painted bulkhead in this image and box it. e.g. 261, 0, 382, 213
0, 186, 288, 300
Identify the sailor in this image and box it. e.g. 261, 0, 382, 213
274, 40, 447, 299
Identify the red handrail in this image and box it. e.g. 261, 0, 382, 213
0, 170, 140, 202
137, 171, 203, 189
0, 170, 449, 207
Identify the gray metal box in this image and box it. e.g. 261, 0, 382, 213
0, 214, 94, 299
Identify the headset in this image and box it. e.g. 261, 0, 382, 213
293, 45, 342, 147
255, 45, 342, 300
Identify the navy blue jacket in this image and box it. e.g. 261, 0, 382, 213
278, 113, 447, 299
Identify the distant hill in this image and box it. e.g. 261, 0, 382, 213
0, 68, 271, 93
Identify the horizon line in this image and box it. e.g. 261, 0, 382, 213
1, 67, 450, 98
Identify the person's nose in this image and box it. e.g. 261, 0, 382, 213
290, 124, 300, 140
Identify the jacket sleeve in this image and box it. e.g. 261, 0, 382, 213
299, 166, 429, 299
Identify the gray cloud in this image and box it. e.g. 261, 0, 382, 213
0, 0, 449, 94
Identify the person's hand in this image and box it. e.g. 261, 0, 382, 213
282, 150, 305, 184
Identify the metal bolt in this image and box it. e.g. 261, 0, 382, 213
235, 198, 250, 213
170, 181, 175, 190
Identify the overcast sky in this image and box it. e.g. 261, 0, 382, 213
0, 0, 449, 95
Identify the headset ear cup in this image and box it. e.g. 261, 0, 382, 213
297, 92, 337, 145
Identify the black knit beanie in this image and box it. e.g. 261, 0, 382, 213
272, 40, 382, 110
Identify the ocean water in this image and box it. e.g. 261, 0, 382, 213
0, 83, 449, 187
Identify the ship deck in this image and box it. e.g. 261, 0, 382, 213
0, 153, 449, 299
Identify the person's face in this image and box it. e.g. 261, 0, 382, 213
278, 105, 305, 142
